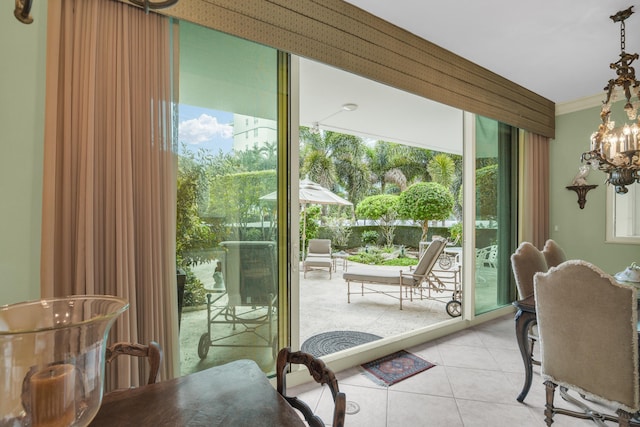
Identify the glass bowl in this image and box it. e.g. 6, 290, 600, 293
0, 295, 128, 427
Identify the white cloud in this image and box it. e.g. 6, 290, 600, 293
178, 114, 233, 145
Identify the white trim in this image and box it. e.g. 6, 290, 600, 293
606, 184, 640, 244
462, 111, 476, 320
555, 88, 626, 116
555, 93, 602, 115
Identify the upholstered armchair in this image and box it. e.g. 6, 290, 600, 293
541, 239, 567, 268
511, 242, 548, 300
534, 260, 639, 426
510, 241, 549, 401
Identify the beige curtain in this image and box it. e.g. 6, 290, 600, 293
520, 131, 550, 248
42, 0, 179, 388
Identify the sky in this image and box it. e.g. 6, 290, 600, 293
178, 104, 234, 155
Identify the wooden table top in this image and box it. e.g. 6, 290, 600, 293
90, 359, 305, 427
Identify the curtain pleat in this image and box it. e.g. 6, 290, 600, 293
521, 131, 550, 248
42, 0, 178, 389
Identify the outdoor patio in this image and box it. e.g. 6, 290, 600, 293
178, 258, 498, 376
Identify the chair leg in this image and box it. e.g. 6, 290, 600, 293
544, 380, 556, 426
617, 409, 632, 427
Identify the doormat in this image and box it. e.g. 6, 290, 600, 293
301, 331, 382, 357
361, 350, 435, 386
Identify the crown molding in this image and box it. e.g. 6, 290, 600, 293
555, 93, 603, 116
555, 87, 629, 116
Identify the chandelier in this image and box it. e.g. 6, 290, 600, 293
582, 7, 640, 194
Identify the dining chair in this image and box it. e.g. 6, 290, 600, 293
534, 260, 639, 426
105, 341, 163, 386
511, 241, 548, 300
276, 347, 346, 427
541, 239, 567, 268
510, 241, 548, 400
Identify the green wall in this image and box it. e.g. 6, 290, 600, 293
551, 105, 639, 273
0, 4, 46, 305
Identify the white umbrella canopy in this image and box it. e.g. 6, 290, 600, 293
259, 178, 352, 258
298, 178, 353, 206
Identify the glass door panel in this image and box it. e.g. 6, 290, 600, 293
176, 22, 280, 375
474, 116, 517, 314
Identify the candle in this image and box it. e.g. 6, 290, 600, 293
30, 364, 76, 427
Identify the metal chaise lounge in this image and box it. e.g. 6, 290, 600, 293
343, 237, 462, 316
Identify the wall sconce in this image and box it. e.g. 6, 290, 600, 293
566, 165, 597, 209
566, 184, 598, 209
14, 0, 33, 24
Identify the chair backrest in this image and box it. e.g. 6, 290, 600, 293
534, 260, 639, 412
106, 341, 163, 386
541, 239, 567, 268
510, 242, 548, 299
220, 241, 277, 306
414, 237, 447, 276
307, 239, 332, 257
276, 347, 346, 427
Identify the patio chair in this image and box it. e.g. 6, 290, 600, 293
476, 245, 498, 268
534, 260, 639, 426
276, 347, 346, 427
306, 239, 332, 258
343, 237, 461, 314
303, 238, 333, 278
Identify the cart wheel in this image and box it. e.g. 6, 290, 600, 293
438, 255, 452, 270
446, 300, 462, 317
198, 333, 210, 359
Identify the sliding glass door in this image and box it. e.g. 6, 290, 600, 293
176, 22, 284, 376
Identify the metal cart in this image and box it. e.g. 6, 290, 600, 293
197, 241, 279, 360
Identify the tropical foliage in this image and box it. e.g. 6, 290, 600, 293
299, 127, 370, 207
476, 164, 498, 219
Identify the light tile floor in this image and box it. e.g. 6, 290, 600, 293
289, 314, 606, 426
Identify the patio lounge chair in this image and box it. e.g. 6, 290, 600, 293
343, 237, 462, 316
303, 239, 332, 278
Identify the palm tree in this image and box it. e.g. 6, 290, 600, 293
299, 126, 337, 189
394, 145, 434, 184
299, 127, 370, 205
427, 153, 456, 189
366, 141, 403, 193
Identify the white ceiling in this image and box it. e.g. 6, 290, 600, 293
298, 1, 640, 152
298, 58, 464, 154
343, 0, 640, 104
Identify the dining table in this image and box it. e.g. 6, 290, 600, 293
90, 359, 305, 426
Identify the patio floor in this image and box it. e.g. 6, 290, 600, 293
179, 260, 497, 376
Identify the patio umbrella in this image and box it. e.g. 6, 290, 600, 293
260, 178, 353, 258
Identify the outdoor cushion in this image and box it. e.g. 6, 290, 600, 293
303, 256, 332, 278
343, 268, 416, 286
